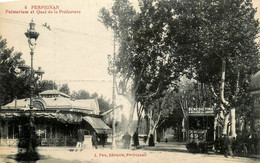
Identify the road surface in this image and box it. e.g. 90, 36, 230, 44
0, 142, 259, 163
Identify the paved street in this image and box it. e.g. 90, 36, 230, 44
0, 142, 259, 163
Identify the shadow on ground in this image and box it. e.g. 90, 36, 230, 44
134, 144, 190, 154
4, 154, 83, 163
3, 154, 50, 163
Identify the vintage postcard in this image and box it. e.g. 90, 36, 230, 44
0, 0, 260, 162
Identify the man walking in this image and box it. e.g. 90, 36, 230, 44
75, 129, 84, 152
92, 132, 98, 149
224, 135, 234, 158
100, 131, 107, 147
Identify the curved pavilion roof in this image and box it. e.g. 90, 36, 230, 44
2, 90, 100, 115
39, 90, 70, 98
0, 90, 110, 130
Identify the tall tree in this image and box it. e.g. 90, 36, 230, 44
36, 80, 58, 94
171, 0, 259, 136
99, 0, 140, 128
97, 95, 113, 113
99, 0, 181, 134
100, 0, 259, 140
59, 83, 70, 95
0, 36, 30, 107
71, 90, 90, 99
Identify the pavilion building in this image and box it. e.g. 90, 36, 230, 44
0, 90, 110, 146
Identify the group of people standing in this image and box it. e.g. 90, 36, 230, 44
75, 129, 108, 151
121, 131, 140, 149
92, 131, 108, 149
215, 133, 259, 158
75, 129, 141, 151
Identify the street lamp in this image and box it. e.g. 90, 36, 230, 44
107, 54, 116, 149
23, 19, 39, 159
35, 67, 45, 80
25, 19, 39, 112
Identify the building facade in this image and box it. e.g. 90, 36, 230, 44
0, 90, 110, 146
250, 71, 260, 137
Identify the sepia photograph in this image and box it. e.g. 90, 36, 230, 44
0, 0, 260, 162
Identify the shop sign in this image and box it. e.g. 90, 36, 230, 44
188, 107, 214, 114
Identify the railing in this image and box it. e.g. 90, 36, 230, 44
0, 137, 77, 147
39, 137, 77, 146
0, 138, 19, 146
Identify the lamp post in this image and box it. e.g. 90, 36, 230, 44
107, 54, 116, 149
35, 67, 45, 80
25, 19, 39, 155
25, 19, 39, 111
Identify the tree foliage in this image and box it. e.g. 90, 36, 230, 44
171, 0, 259, 136
59, 83, 70, 95
71, 90, 90, 99
172, 0, 259, 100
0, 36, 30, 107
35, 80, 58, 94
71, 90, 112, 113
99, 0, 183, 133
99, 0, 259, 137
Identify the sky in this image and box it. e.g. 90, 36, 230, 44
0, 0, 260, 102
0, 0, 117, 99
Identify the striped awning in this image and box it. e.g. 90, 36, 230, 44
83, 116, 111, 134
0, 110, 82, 124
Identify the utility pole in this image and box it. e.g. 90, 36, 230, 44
111, 33, 116, 149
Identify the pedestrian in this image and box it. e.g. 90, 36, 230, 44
249, 133, 258, 155
100, 131, 108, 147
133, 131, 139, 147
92, 132, 98, 149
149, 134, 155, 146
74, 129, 84, 152
214, 138, 221, 153
122, 132, 131, 149
224, 135, 234, 158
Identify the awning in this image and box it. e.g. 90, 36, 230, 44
0, 110, 82, 124
83, 116, 111, 134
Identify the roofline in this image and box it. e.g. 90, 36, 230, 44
188, 114, 214, 117
39, 90, 70, 98
101, 105, 123, 116
0, 109, 102, 118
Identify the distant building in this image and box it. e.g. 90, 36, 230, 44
250, 71, 260, 136
0, 90, 110, 146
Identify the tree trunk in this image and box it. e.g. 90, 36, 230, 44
154, 129, 157, 143
163, 129, 165, 140
135, 105, 143, 146
146, 110, 163, 145
239, 116, 245, 132
182, 118, 186, 142
214, 114, 218, 141
230, 108, 236, 137
145, 115, 149, 135
146, 109, 156, 145
220, 58, 229, 106
128, 102, 136, 132
222, 113, 230, 135
136, 103, 143, 134
220, 57, 233, 136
